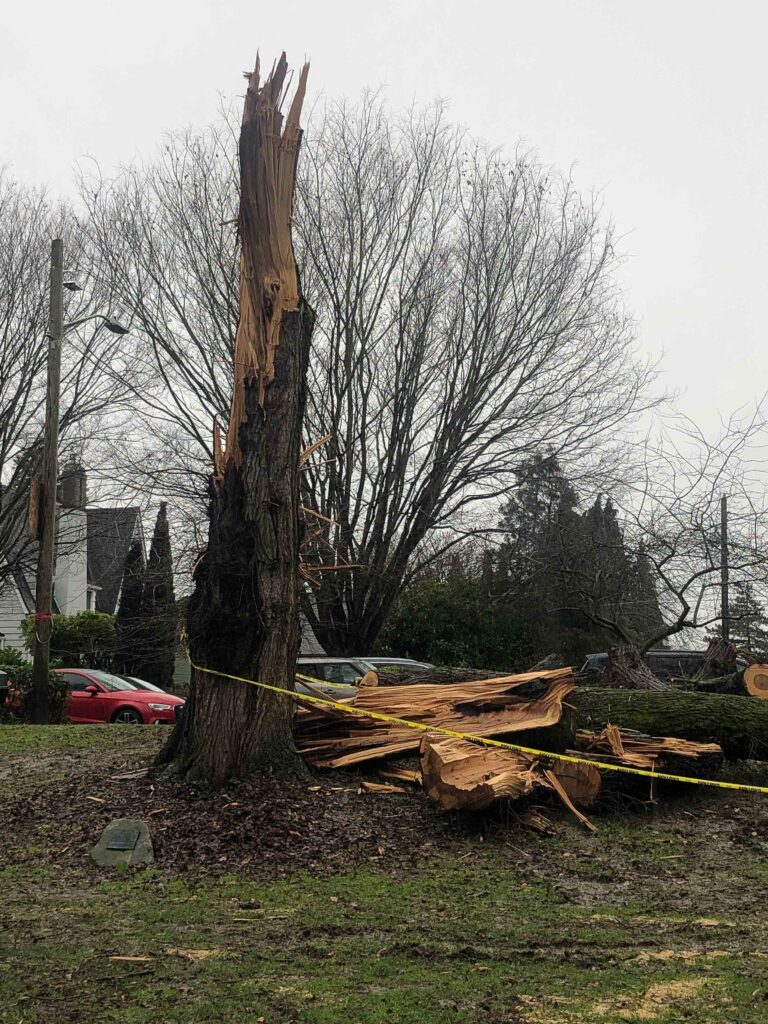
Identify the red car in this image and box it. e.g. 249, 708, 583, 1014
56, 669, 185, 725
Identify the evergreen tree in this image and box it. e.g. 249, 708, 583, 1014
578, 496, 633, 636
381, 546, 527, 669
495, 456, 666, 660
494, 454, 594, 660
139, 503, 177, 688
115, 540, 146, 676
625, 541, 666, 644
709, 583, 768, 657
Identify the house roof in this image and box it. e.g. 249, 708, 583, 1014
2, 530, 60, 615
299, 612, 326, 656
87, 507, 142, 614
10, 563, 35, 613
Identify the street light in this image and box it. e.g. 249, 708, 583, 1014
64, 313, 130, 335
29, 241, 129, 724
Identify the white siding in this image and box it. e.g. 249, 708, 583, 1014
53, 507, 89, 615
0, 581, 28, 652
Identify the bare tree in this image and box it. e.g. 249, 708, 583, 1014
80, 94, 657, 653
561, 408, 768, 652
0, 171, 134, 592
299, 96, 655, 652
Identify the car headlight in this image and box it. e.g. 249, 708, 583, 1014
147, 703, 172, 711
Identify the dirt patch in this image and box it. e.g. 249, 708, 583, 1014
633, 977, 711, 1020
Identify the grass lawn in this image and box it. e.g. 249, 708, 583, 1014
2, 725, 768, 1023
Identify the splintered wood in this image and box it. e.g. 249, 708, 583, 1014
573, 727, 723, 776
294, 668, 575, 768
418, 735, 601, 829
222, 52, 310, 467
420, 736, 543, 812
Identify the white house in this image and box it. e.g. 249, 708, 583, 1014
1, 464, 326, 663
0, 465, 143, 653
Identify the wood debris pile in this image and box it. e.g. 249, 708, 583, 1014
292, 664, 744, 830
419, 734, 601, 831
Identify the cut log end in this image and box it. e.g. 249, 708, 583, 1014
744, 665, 768, 699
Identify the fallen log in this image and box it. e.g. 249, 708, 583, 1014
570, 689, 768, 761
295, 668, 575, 768
693, 664, 768, 700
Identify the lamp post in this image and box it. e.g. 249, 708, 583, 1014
29, 240, 128, 724
720, 494, 729, 643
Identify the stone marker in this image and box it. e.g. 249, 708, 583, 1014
91, 818, 154, 867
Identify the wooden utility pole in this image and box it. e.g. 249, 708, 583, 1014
720, 493, 730, 643
30, 238, 64, 724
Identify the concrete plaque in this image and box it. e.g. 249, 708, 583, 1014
106, 826, 141, 851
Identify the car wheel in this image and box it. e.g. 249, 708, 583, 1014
112, 708, 143, 725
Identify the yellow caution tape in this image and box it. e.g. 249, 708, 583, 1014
189, 659, 768, 796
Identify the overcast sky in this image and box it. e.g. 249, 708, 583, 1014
3, 0, 766, 430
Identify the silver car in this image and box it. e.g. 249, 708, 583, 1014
295, 657, 376, 699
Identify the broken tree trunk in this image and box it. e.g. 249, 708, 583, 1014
419, 734, 601, 815
597, 646, 672, 691
295, 669, 576, 768
420, 736, 541, 811
693, 664, 768, 700
692, 637, 739, 680
570, 688, 768, 762
158, 54, 312, 784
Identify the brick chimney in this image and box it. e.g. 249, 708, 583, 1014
58, 462, 87, 509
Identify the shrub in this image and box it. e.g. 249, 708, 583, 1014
0, 647, 27, 668
1, 661, 68, 723
22, 611, 117, 669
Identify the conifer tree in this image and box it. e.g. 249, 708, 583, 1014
709, 583, 768, 656
626, 541, 666, 643
139, 503, 177, 689
115, 540, 146, 676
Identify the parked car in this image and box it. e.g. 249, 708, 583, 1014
581, 649, 748, 681
295, 657, 377, 698
117, 674, 170, 694
55, 668, 185, 724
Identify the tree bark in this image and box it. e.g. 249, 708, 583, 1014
158, 54, 311, 783
599, 645, 672, 691
571, 688, 768, 762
